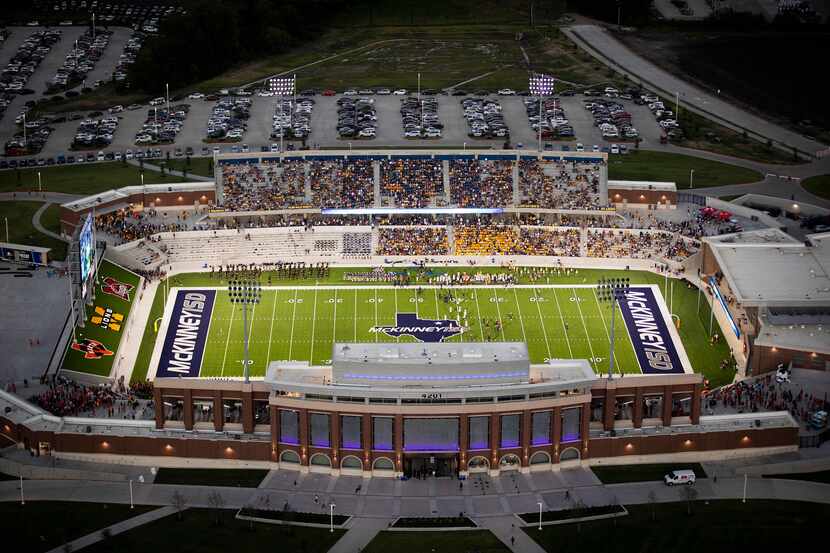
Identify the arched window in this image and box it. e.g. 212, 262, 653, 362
280, 450, 300, 464
310, 453, 332, 467
560, 447, 580, 462
341, 455, 363, 470
530, 451, 551, 465
468, 456, 490, 472
373, 457, 394, 471
499, 453, 520, 470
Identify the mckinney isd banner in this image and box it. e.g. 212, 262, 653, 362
618, 287, 684, 374
157, 290, 216, 378
370, 313, 464, 343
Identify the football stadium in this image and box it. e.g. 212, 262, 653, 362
2, 146, 810, 479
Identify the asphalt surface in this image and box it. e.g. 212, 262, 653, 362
2, 91, 664, 158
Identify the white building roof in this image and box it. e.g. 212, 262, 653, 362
705, 230, 830, 307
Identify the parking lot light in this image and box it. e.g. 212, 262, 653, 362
690, 169, 694, 189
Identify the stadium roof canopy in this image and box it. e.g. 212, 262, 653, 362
704, 229, 830, 308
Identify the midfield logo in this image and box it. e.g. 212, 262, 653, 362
101, 277, 135, 302
370, 313, 464, 343
71, 338, 114, 360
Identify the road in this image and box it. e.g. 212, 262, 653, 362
562, 24, 828, 158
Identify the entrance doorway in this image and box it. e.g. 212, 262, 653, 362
404, 454, 458, 478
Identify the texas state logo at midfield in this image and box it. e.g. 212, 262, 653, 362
370, 313, 464, 343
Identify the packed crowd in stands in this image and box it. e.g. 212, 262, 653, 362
310, 160, 374, 208
449, 160, 513, 207
586, 229, 698, 261
517, 227, 581, 257
377, 227, 449, 255
455, 223, 519, 255
222, 160, 306, 211
519, 159, 601, 210
380, 159, 443, 208
96, 208, 192, 245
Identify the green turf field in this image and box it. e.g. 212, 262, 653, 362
62, 260, 141, 377
135, 267, 734, 386
179, 284, 648, 378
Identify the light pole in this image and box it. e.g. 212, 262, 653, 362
690, 169, 694, 190
129, 479, 134, 509
596, 277, 630, 380
19, 473, 24, 505
529, 73, 555, 153
38, 171, 42, 193
537, 501, 543, 530
4, 217, 8, 242
229, 279, 261, 383
675, 92, 680, 122
329, 503, 336, 533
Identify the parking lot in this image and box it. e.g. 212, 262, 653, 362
0, 37, 667, 163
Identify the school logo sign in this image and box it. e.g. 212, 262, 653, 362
91, 306, 124, 332
370, 313, 463, 343
156, 290, 216, 378
101, 277, 135, 302
71, 338, 114, 360
617, 287, 684, 374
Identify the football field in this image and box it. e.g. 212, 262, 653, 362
151, 284, 688, 379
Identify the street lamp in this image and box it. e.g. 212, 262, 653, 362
690, 169, 694, 190
329, 503, 336, 533
228, 278, 261, 383
596, 277, 631, 380
537, 501, 543, 530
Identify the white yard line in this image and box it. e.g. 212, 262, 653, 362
572, 287, 597, 368
309, 287, 319, 360
219, 302, 236, 376
491, 289, 506, 341
394, 287, 400, 342
473, 289, 485, 341
591, 288, 622, 375
331, 288, 338, 347
265, 289, 279, 368
550, 288, 574, 358
374, 288, 379, 342
530, 288, 552, 360
287, 289, 299, 360
512, 288, 529, 346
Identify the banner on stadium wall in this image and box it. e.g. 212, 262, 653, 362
617, 287, 685, 374
156, 290, 216, 378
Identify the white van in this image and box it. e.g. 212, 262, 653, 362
664, 469, 696, 486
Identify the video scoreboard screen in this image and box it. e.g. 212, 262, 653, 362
79, 214, 95, 298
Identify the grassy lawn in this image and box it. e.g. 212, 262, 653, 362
363, 530, 510, 553
608, 151, 762, 188
0, 501, 154, 553
133, 268, 734, 387
185, 24, 591, 94
591, 463, 706, 484
0, 201, 68, 260
84, 508, 344, 553
802, 174, 830, 201
763, 470, 830, 485
524, 500, 827, 552
157, 158, 215, 178
153, 468, 269, 488
0, 162, 191, 195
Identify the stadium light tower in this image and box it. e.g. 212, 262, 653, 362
228, 278, 261, 383
529, 73, 555, 152
596, 277, 630, 380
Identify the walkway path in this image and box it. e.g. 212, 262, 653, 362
32, 202, 64, 241
44, 505, 178, 553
